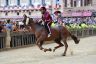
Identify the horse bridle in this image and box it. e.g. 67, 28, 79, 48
25, 17, 30, 25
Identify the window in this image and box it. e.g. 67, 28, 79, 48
84, 0, 92, 6
81, 0, 83, 6
74, 1, 76, 7
56, 0, 57, 5
17, 12, 19, 15
65, 0, 67, 7
29, 0, 32, 5
0, 0, 6, 6
87, 0, 92, 6
5, 12, 8, 16
56, 0, 59, 4
41, 0, 45, 6
45, 0, 51, 6
84, 0, 87, 6
29, 12, 31, 15
71, 0, 73, 7
9, 0, 16, 6
6, 0, 9, 6
21, 0, 29, 6
17, 0, 20, 5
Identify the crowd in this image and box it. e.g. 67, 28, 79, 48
0, 19, 30, 33
0, 16, 96, 33
63, 17, 96, 25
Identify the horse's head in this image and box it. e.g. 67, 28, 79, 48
23, 15, 34, 26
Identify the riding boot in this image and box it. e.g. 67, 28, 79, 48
45, 23, 51, 37
47, 29, 51, 37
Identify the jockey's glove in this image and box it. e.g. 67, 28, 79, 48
41, 21, 45, 25
38, 19, 43, 23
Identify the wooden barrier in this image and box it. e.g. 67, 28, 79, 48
10, 32, 36, 48
0, 28, 96, 50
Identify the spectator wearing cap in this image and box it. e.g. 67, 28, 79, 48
0, 21, 4, 33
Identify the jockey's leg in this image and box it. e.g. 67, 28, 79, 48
47, 22, 51, 34
44, 22, 51, 37
45, 22, 50, 32
44, 23, 49, 33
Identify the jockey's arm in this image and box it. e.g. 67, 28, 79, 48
38, 19, 45, 25
38, 19, 43, 23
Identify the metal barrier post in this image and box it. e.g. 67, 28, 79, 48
6, 29, 11, 48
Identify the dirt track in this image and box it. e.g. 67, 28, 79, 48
0, 36, 96, 64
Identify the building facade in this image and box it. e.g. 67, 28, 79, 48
62, 0, 96, 17
0, 0, 64, 20
0, 0, 96, 20
64, 0, 96, 11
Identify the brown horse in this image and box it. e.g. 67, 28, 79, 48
23, 16, 80, 56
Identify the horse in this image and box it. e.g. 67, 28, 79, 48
23, 16, 80, 56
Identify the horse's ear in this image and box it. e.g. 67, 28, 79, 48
30, 18, 34, 22
30, 18, 33, 21
23, 14, 27, 18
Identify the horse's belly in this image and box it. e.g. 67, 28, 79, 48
45, 30, 60, 41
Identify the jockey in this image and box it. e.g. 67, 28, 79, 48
54, 11, 65, 26
39, 7, 52, 37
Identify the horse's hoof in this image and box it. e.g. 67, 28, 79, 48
44, 49, 47, 52
49, 48, 52, 51
76, 39, 80, 44
62, 54, 66, 56
53, 48, 56, 52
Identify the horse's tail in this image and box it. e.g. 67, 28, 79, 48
69, 32, 80, 44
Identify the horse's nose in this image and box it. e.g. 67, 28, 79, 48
76, 38, 80, 44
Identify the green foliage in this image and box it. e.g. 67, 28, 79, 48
66, 24, 96, 30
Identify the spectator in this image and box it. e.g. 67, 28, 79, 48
0, 21, 3, 33
0, 21, 6, 33
12, 22, 19, 32
5, 19, 13, 31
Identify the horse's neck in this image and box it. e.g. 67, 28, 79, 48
23, 18, 26, 21
30, 23, 35, 33
30, 23, 43, 33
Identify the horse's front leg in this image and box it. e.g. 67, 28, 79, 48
39, 41, 44, 50
36, 37, 52, 52
36, 38, 44, 50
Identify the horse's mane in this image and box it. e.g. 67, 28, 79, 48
22, 17, 44, 31
31, 19, 42, 26
35, 22, 44, 28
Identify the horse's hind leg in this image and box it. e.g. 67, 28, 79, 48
62, 38, 68, 56
53, 39, 64, 52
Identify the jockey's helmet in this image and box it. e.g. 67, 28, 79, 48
40, 7, 46, 11
54, 11, 61, 16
